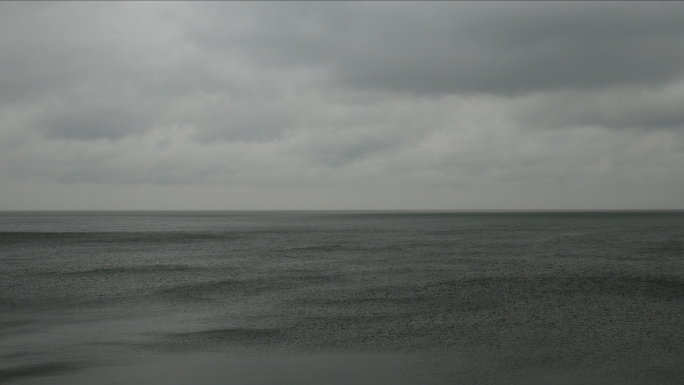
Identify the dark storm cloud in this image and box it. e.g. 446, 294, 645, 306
189, 2, 684, 96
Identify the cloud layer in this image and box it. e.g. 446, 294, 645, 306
1, 2, 683, 209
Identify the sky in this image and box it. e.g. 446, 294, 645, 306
1, 2, 683, 210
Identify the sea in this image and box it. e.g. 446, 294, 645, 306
1, 211, 683, 385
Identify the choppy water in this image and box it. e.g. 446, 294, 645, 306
1, 211, 683, 384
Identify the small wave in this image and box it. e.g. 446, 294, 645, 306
0, 231, 244, 245
151, 328, 281, 352
61, 264, 196, 276
158, 279, 244, 300
0, 361, 85, 382
169, 327, 280, 340
159, 274, 343, 300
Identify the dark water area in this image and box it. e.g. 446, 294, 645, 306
1, 211, 683, 384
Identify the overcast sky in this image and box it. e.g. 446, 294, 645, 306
1, 2, 683, 210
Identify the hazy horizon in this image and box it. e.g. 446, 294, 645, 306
2, 209, 684, 213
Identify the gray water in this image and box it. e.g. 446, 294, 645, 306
1, 211, 683, 384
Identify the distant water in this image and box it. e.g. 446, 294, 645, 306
1, 211, 683, 385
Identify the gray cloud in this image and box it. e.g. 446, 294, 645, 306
1, 2, 683, 209
514, 83, 684, 131
189, 2, 684, 96
38, 108, 149, 140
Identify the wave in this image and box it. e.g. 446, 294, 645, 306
58, 264, 197, 276
159, 273, 343, 301
150, 328, 281, 352
0, 231, 246, 245
0, 361, 85, 382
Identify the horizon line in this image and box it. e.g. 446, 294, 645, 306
1, 209, 683, 213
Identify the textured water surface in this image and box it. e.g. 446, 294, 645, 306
1, 211, 683, 384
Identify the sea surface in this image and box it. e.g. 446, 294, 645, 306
1, 211, 683, 385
